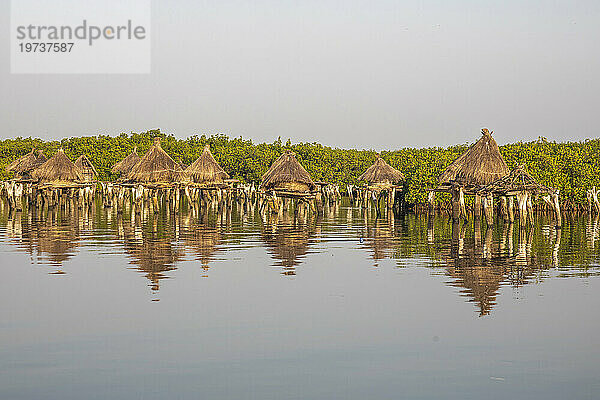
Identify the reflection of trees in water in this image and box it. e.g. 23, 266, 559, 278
260, 213, 318, 275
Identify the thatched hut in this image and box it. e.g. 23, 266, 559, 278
6, 148, 47, 179
74, 155, 98, 182
126, 138, 182, 184
111, 147, 141, 176
435, 129, 510, 221
31, 148, 83, 184
438, 128, 509, 189
184, 144, 229, 184
359, 156, 404, 186
260, 151, 315, 192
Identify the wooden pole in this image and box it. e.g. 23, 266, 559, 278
474, 194, 482, 219
451, 187, 461, 221
553, 192, 562, 228
500, 196, 509, 221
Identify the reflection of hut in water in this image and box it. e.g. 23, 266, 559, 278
261, 151, 315, 193
182, 223, 222, 270
184, 145, 229, 185
4, 209, 80, 267
361, 219, 398, 266
31, 148, 83, 184
119, 216, 182, 291
6, 148, 47, 180
126, 138, 183, 184
261, 217, 315, 275
111, 147, 141, 177
74, 155, 98, 182
441, 221, 552, 316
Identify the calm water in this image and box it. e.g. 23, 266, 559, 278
1, 200, 599, 400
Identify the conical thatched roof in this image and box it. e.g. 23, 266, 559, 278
359, 156, 404, 185
6, 148, 47, 175
439, 129, 509, 187
126, 138, 182, 183
111, 147, 141, 175
184, 145, 229, 184
74, 155, 98, 177
260, 150, 314, 191
31, 148, 83, 183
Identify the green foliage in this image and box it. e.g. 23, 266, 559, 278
1, 131, 599, 206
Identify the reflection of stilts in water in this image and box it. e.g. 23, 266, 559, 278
427, 215, 434, 245
586, 214, 599, 248
346, 206, 353, 223
516, 227, 528, 267
473, 220, 482, 257
483, 226, 493, 260
499, 222, 508, 256
552, 228, 561, 268
7, 211, 23, 238
450, 220, 467, 259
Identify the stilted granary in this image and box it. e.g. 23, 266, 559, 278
358, 155, 405, 216
30, 148, 93, 210
6, 148, 47, 180
434, 128, 510, 222
118, 137, 184, 214
182, 144, 232, 210
259, 150, 316, 215
433, 128, 560, 228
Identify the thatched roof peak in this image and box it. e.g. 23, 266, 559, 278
184, 144, 229, 184
126, 138, 181, 183
31, 148, 83, 183
74, 155, 98, 176
6, 148, 46, 175
359, 156, 404, 185
112, 146, 141, 175
260, 150, 314, 191
438, 128, 509, 187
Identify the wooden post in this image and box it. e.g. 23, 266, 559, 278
500, 196, 509, 221
483, 194, 494, 225
474, 194, 482, 219
427, 191, 435, 217
517, 192, 528, 227
508, 196, 515, 222
459, 187, 467, 220
451, 186, 461, 221
527, 194, 535, 226
553, 192, 562, 228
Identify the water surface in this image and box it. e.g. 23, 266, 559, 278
1, 201, 599, 400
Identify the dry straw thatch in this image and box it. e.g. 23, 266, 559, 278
480, 164, 556, 196
359, 156, 404, 185
439, 128, 509, 187
260, 150, 315, 192
112, 147, 141, 175
74, 155, 98, 182
126, 138, 183, 183
31, 148, 83, 184
184, 144, 229, 184
6, 148, 47, 178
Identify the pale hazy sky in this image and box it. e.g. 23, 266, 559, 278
1, 0, 599, 149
